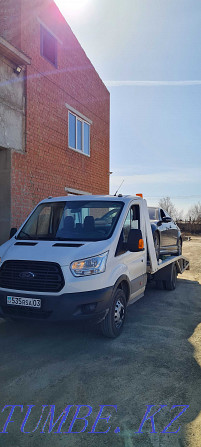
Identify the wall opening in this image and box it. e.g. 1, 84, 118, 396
0, 148, 11, 244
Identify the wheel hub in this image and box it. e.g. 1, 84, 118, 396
114, 299, 125, 328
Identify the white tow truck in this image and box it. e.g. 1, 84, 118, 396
0, 194, 189, 337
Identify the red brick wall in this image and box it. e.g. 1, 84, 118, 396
8, 0, 110, 228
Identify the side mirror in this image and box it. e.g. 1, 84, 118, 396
157, 221, 162, 226
10, 227, 17, 239
127, 229, 144, 252
162, 217, 172, 223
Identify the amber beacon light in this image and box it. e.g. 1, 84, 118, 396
136, 193, 143, 198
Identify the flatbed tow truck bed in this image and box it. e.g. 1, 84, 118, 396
142, 197, 190, 288
147, 255, 190, 274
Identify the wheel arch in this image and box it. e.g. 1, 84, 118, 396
153, 228, 160, 242
112, 275, 131, 303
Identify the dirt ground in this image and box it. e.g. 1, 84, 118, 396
0, 237, 201, 447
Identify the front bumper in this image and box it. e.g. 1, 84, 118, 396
0, 286, 113, 322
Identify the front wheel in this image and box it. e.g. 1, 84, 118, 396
153, 232, 160, 261
176, 238, 182, 256
100, 288, 127, 338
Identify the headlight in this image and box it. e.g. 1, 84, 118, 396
70, 252, 108, 277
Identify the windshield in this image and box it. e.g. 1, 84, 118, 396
148, 207, 159, 220
17, 200, 124, 241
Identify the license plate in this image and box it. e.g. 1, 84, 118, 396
7, 296, 41, 309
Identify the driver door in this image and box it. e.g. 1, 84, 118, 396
116, 204, 146, 298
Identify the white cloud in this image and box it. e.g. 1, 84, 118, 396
105, 80, 201, 87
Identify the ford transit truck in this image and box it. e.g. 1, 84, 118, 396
0, 195, 189, 337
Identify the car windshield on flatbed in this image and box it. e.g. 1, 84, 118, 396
17, 200, 124, 241
148, 207, 159, 220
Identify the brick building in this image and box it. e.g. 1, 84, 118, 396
0, 0, 110, 244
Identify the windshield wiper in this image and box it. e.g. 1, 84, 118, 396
55, 237, 74, 241
17, 230, 32, 240
34, 236, 56, 240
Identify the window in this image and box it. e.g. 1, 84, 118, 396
68, 112, 90, 156
116, 205, 140, 256
148, 207, 159, 220
40, 25, 57, 67
160, 209, 166, 219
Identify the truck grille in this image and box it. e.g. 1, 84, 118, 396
0, 260, 64, 292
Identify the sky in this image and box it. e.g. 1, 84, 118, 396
55, 0, 201, 217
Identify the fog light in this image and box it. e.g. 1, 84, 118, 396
82, 303, 97, 314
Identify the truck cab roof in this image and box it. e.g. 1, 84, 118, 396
40, 194, 143, 205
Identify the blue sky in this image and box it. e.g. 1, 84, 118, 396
55, 0, 201, 216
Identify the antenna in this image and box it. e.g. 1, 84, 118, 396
114, 179, 124, 196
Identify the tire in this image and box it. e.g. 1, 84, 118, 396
153, 232, 160, 261
164, 263, 177, 291
100, 288, 127, 338
176, 237, 182, 256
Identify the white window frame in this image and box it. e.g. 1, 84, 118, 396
67, 109, 91, 157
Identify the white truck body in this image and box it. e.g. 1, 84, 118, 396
0, 195, 189, 337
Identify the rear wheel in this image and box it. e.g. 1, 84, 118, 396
164, 263, 177, 290
101, 288, 126, 338
153, 232, 160, 261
